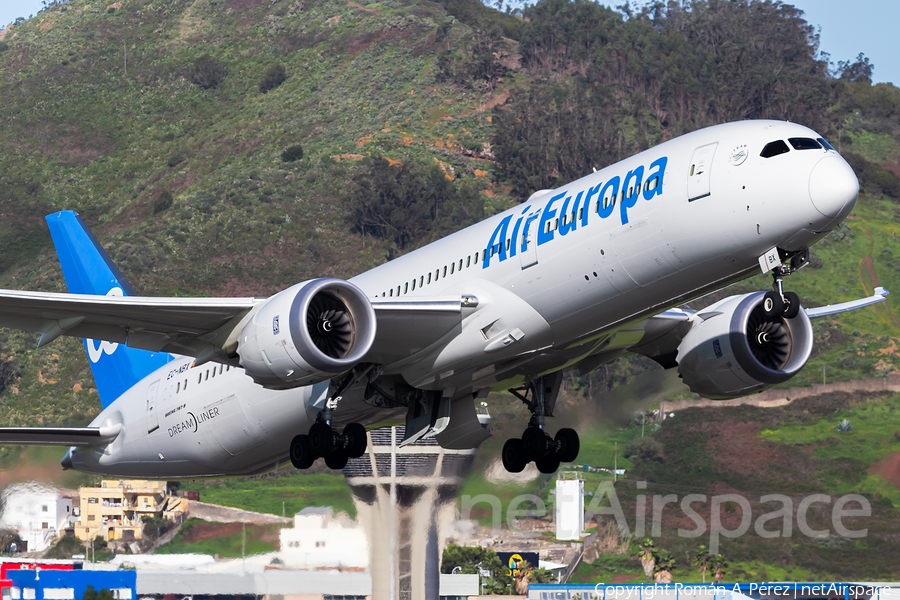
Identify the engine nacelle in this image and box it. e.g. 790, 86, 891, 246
676, 292, 813, 399
238, 278, 376, 389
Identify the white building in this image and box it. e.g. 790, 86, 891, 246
0, 483, 74, 553
279, 507, 369, 570
555, 474, 584, 541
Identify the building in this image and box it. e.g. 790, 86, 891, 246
0, 561, 74, 600
0, 484, 74, 553
74, 480, 187, 543
555, 473, 584, 541
279, 507, 368, 570
6, 568, 135, 600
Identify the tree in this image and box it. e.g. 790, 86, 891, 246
190, 55, 225, 89
692, 545, 711, 583
837, 53, 874, 83
637, 538, 657, 583
711, 553, 728, 583
259, 63, 287, 93
653, 549, 675, 583
83, 586, 114, 600
344, 157, 483, 251
153, 190, 173, 214
440, 544, 512, 593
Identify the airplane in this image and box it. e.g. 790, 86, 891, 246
0, 119, 889, 478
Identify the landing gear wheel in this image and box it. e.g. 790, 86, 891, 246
289, 435, 315, 469
555, 428, 580, 463
308, 421, 335, 456
502, 438, 527, 473
343, 423, 368, 459
535, 454, 560, 474
763, 291, 784, 318
521, 426, 547, 462
324, 450, 348, 470
782, 291, 801, 319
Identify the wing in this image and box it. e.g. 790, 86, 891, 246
629, 288, 890, 367
0, 425, 121, 446
0, 289, 261, 359
0, 288, 472, 365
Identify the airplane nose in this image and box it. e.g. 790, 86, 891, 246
809, 154, 858, 219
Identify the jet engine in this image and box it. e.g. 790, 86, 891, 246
676, 292, 813, 399
238, 278, 376, 389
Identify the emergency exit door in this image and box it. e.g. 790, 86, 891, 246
688, 142, 718, 201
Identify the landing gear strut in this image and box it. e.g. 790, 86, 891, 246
501, 374, 580, 474
763, 266, 800, 319
289, 368, 372, 471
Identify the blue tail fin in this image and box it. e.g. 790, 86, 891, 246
46, 211, 171, 408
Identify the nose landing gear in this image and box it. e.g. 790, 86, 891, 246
763, 266, 801, 319
501, 374, 580, 474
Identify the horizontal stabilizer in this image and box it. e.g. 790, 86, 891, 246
0, 424, 121, 446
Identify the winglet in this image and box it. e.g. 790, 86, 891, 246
45, 211, 171, 408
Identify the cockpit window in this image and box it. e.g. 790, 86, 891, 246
817, 137, 835, 151
789, 137, 822, 150
760, 140, 790, 158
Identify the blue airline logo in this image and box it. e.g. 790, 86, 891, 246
483, 156, 667, 268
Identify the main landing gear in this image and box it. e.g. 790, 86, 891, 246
501, 374, 580, 475
290, 417, 368, 470
290, 368, 371, 471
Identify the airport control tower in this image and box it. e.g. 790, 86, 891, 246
343, 412, 487, 600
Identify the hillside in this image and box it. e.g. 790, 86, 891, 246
2, 0, 900, 581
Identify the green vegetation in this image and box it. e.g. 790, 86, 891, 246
178, 471, 357, 519
1, 0, 900, 579
155, 518, 279, 558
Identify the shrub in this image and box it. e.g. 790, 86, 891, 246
624, 437, 665, 463
259, 64, 286, 93
190, 55, 225, 89
281, 144, 304, 163
0, 42, 9, 54
153, 190, 173, 214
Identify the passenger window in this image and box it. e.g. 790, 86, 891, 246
427, 273, 431, 284
789, 137, 821, 150
184, 379, 188, 390
459, 259, 463, 270
419, 276, 424, 287
396, 286, 400, 296
412, 279, 417, 291
467, 256, 471, 267
212, 368, 216, 378
817, 137, 835, 151
475, 251, 479, 263
205, 370, 209, 381
443, 266, 447, 277
198, 373, 202, 384
760, 140, 790, 158
220, 365, 223, 374
177, 382, 180, 393
404, 282, 409, 294
450, 263, 455, 274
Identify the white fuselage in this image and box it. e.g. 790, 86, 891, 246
67, 120, 857, 477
